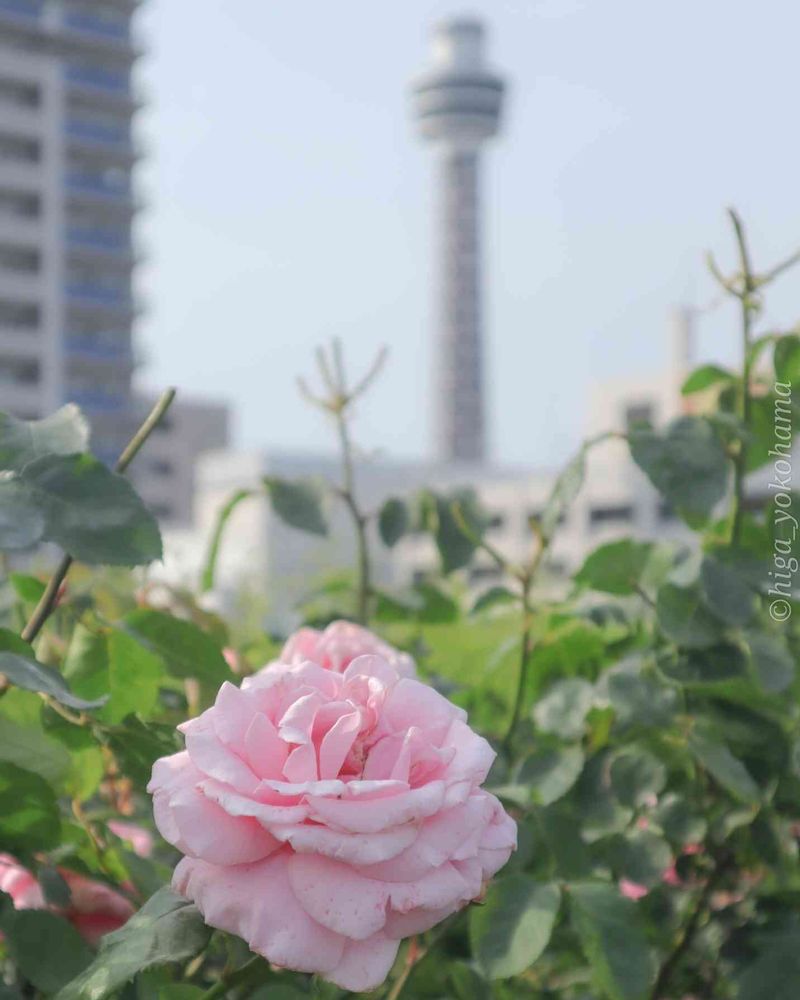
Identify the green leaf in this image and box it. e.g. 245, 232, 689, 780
576, 539, 654, 596
0, 631, 108, 710
539, 443, 590, 541
7, 911, 92, 993
449, 961, 491, 1000
597, 660, 678, 730
100, 630, 163, 724
8, 573, 45, 603
0, 714, 70, 786
0, 762, 60, 851
378, 497, 409, 547
0, 475, 46, 549
629, 416, 729, 525
55, 888, 212, 1000
652, 793, 707, 847
432, 490, 487, 574
263, 476, 327, 536
736, 927, 800, 1000
610, 749, 667, 809
39, 866, 72, 907
533, 678, 595, 740
681, 364, 736, 395
700, 555, 757, 626
470, 585, 517, 616
743, 631, 795, 693
775, 334, 800, 384
605, 831, 672, 888
199, 488, 254, 592
689, 731, 760, 804
656, 583, 723, 648
470, 876, 560, 979
515, 746, 585, 806
124, 608, 231, 684
569, 882, 654, 1000
16, 453, 162, 565
0, 405, 89, 471
106, 716, 182, 788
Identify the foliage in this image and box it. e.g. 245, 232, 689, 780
0, 215, 797, 998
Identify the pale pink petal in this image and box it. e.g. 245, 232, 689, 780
307, 781, 445, 833
444, 718, 496, 785
342, 654, 400, 688
268, 822, 418, 865
387, 861, 472, 913
288, 854, 389, 940
150, 755, 279, 865
383, 678, 466, 743
174, 852, 345, 974
182, 720, 259, 794
327, 932, 400, 992
198, 779, 309, 826
384, 901, 461, 938
243, 713, 288, 780
283, 742, 318, 783
319, 711, 362, 779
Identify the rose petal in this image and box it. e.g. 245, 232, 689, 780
307, 781, 446, 833
327, 932, 400, 992
174, 852, 344, 974
288, 854, 389, 940
269, 821, 418, 865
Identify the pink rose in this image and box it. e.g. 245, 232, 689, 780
0, 854, 134, 947
148, 655, 515, 991
279, 620, 417, 678
619, 877, 649, 901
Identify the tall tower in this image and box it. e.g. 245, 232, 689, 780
411, 18, 505, 464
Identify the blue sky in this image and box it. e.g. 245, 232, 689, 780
136, 0, 799, 467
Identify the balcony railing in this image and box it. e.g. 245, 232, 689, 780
65, 335, 132, 361
64, 12, 130, 42
65, 171, 131, 200
0, 0, 42, 22
66, 118, 131, 148
65, 283, 132, 307
67, 389, 127, 413
65, 64, 130, 95
66, 226, 132, 253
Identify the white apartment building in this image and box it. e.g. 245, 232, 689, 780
159, 310, 764, 626
0, 0, 230, 527
0, 0, 141, 463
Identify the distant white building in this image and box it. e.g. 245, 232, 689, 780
159, 309, 768, 627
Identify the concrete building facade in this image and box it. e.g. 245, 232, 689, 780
0, 0, 141, 464
0, 0, 230, 527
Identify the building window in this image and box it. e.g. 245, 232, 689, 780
0, 189, 39, 219
149, 458, 173, 476
0, 357, 40, 386
0, 133, 40, 163
149, 502, 174, 520
625, 402, 653, 431
487, 513, 504, 530
0, 78, 40, 109
658, 500, 678, 521
0, 299, 39, 329
529, 507, 566, 527
469, 565, 501, 583
589, 504, 634, 526
0, 244, 39, 273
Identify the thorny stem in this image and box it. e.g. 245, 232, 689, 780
385, 937, 420, 1000
19, 388, 176, 645
302, 340, 387, 626
727, 208, 756, 549
503, 573, 534, 755
651, 850, 731, 999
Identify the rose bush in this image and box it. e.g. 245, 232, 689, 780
148, 649, 516, 991
0, 855, 134, 946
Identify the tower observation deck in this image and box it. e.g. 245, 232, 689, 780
410, 18, 505, 463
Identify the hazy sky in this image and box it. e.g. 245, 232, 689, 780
136, 0, 799, 468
